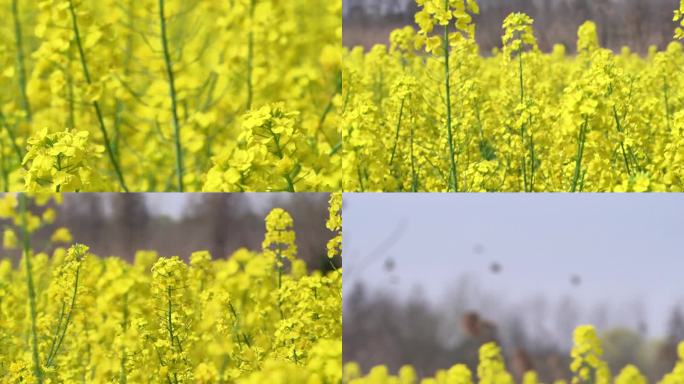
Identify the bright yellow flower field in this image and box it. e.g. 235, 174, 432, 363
0, 193, 342, 383
344, 326, 684, 384
343, 0, 684, 192
0, 0, 342, 192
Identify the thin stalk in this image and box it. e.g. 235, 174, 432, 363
45, 260, 81, 367
518, 52, 527, 192
44, 304, 66, 367
218, 355, 229, 384
327, 258, 338, 272
246, 0, 256, 110
410, 120, 418, 192
612, 106, 632, 176
12, 0, 32, 121
114, 0, 136, 159
66, 61, 76, 131
0, 141, 8, 191
517, 51, 535, 192
268, 125, 296, 192
158, 0, 184, 192
317, 71, 341, 146
276, 250, 284, 319
571, 117, 589, 192
0, 112, 24, 164
67, 0, 129, 192
277, 264, 282, 290
518, 49, 524, 103
357, 167, 365, 192
528, 131, 535, 191
166, 286, 180, 384
663, 78, 672, 132
389, 97, 406, 166
443, 11, 458, 192
166, 287, 175, 346
119, 293, 129, 384
228, 302, 246, 350
20, 194, 43, 383
520, 124, 528, 192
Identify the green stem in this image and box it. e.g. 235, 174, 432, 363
113, 0, 135, 160
517, 51, 536, 192
518, 48, 524, 103
663, 77, 672, 132
228, 302, 244, 350
0, 141, 8, 191
166, 286, 175, 345
166, 286, 180, 384
268, 125, 295, 192
410, 120, 418, 192
612, 106, 632, 176
66, 60, 75, 130
278, 265, 282, 289
443, 11, 457, 192
119, 293, 129, 384
571, 117, 589, 192
520, 123, 528, 192
218, 355, 229, 384
20, 194, 43, 383
528, 131, 535, 191
68, 0, 129, 192
389, 97, 406, 166
518, 52, 528, 192
317, 71, 341, 146
45, 304, 66, 367
0, 112, 24, 164
246, 0, 256, 111
12, 0, 32, 121
276, 250, 283, 319
158, 0, 184, 192
45, 258, 82, 367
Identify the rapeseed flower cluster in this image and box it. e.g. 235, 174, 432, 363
0, 0, 341, 192
326, 192, 342, 259
675, 1, 684, 40
344, 325, 682, 384
660, 342, 684, 384
23, 129, 104, 192
477, 343, 513, 384
0, 193, 342, 382
570, 325, 611, 384
343, 0, 684, 192
615, 365, 647, 384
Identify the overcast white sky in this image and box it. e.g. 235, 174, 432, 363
343, 193, 684, 338
143, 193, 284, 219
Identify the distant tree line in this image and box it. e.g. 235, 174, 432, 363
2, 194, 336, 272
343, 278, 684, 382
344, 0, 681, 53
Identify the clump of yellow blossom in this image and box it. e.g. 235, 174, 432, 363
343, 0, 684, 192
23, 129, 104, 192
326, 192, 342, 259
571, 325, 611, 384
0, 193, 341, 382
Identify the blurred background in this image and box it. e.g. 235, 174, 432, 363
343, 0, 680, 53
343, 194, 684, 382
1, 193, 335, 272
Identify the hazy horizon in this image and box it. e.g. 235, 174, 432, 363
343, 194, 684, 339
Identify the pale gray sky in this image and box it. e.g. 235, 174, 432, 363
142, 193, 288, 219
343, 193, 684, 339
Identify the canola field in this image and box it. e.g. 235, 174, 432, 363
342, 0, 684, 192
343, 326, 684, 384
0, 193, 342, 383
0, 0, 342, 192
